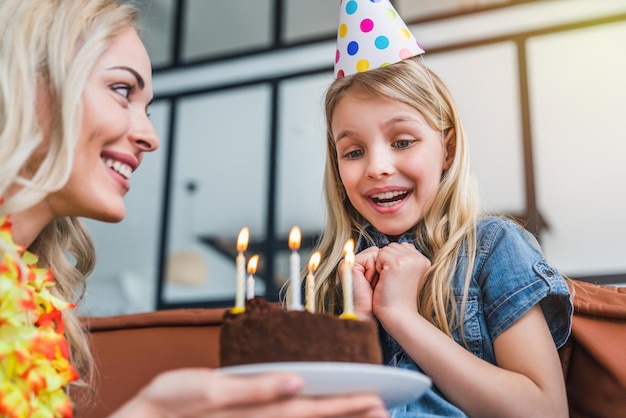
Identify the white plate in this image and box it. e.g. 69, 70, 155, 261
218, 362, 431, 407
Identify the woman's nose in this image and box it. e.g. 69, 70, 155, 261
129, 111, 159, 152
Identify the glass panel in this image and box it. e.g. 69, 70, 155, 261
276, 73, 333, 234
425, 42, 525, 214
183, 0, 273, 62
275, 72, 334, 287
283, 0, 339, 43
163, 85, 272, 304
80, 100, 171, 316
136, 0, 175, 68
528, 22, 626, 277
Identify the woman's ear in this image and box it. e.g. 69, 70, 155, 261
442, 128, 456, 171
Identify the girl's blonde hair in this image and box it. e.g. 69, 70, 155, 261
0, 0, 141, 398
315, 57, 481, 337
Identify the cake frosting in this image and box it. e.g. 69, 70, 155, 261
219, 297, 382, 367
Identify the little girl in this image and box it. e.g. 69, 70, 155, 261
311, 2, 573, 416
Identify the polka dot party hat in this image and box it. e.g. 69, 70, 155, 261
334, 0, 425, 79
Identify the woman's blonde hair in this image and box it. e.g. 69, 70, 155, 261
0, 0, 141, 397
315, 57, 482, 337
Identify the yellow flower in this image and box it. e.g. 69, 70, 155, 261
0, 214, 78, 417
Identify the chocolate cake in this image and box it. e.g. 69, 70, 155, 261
219, 297, 382, 367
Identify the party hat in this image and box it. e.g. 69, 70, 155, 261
334, 0, 425, 79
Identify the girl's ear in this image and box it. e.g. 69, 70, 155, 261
442, 128, 456, 171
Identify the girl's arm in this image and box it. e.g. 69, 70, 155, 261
372, 242, 568, 418
381, 303, 567, 418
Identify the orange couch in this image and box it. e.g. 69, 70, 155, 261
74, 308, 227, 418
557, 280, 626, 418
73, 280, 626, 417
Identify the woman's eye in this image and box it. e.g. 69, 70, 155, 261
111, 84, 134, 99
394, 139, 414, 149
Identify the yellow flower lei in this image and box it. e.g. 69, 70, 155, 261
0, 214, 78, 418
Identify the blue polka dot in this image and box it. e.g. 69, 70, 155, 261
370, 0, 382, 3
346, 1, 358, 14
375, 36, 389, 50
347, 41, 359, 56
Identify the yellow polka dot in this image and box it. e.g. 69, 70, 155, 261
339, 23, 348, 38
356, 59, 370, 72
399, 28, 411, 40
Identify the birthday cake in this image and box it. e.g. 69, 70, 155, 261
219, 297, 382, 367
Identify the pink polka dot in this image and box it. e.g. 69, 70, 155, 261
336, 50, 340, 64
360, 19, 374, 33
399, 48, 413, 60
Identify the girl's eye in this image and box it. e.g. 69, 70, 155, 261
393, 139, 414, 149
111, 83, 134, 99
344, 149, 363, 159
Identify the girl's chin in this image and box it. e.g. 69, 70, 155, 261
370, 223, 412, 238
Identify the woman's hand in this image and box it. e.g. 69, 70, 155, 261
112, 368, 388, 418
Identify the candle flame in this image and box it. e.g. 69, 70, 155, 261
345, 249, 355, 265
343, 239, 354, 257
308, 251, 321, 272
288, 226, 301, 250
237, 227, 249, 252
343, 239, 355, 265
247, 254, 259, 274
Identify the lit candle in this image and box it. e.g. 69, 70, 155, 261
340, 239, 357, 320
288, 226, 303, 310
233, 227, 249, 313
306, 251, 321, 313
246, 254, 259, 300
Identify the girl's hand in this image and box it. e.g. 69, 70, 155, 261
350, 246, 379, 319
372, 242, 430, 324
112, 368, 388, 418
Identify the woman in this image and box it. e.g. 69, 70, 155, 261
0, 1, 388, 417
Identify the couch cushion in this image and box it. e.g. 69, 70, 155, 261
561, 280, 626, 418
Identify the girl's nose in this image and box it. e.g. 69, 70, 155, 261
366, 149, 394, 179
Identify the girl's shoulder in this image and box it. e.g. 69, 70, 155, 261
476, 215, 540, 252
477, 215, 523, 231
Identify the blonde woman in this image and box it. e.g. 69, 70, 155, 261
0, 1, 387, 417
313, 55, 572, 417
